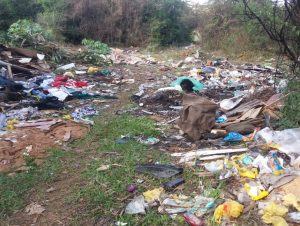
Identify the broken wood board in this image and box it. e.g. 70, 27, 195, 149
172, 148, 248, 163
7, 47, 39, 59
238, 107, 262, 121
226, 99, 264, 117
199, 155, 226, 161
220, 118, 264, 128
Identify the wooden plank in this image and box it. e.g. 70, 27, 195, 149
226, 99, 264, 117
249, 107, 262, 119
172, 148, 248, 157
0, 60, 33, 74
175, 148, 248, 164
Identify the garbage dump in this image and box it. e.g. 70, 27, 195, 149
2, 43, 299, 225
0, 45, 126, 172
118, 52, 300, 225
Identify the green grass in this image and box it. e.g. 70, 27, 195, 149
0, 149, 69, 219
70, 115, 177, 223
70, 114, 224, 225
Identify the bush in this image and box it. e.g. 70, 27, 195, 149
77, 39, 111, 65
279, 80, 300, 129
7, 19, 52, 47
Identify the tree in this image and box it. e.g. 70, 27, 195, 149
0, 0, 42, 31
241, 0, 300, 74
150, 0, 192, 46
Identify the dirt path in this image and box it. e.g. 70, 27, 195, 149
5, 64, 176, 226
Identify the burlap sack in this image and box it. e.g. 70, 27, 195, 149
178, 94, 218, 140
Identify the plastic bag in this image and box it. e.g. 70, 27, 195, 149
262, 202, 288, 226
231, 156, 258, 179
244, 182, 269, 201
125, 195, 147, 214
143, 187, 164, 203
224, 132, 243, 142
283, 193, 300, 211
213, 200, 244, 223
204, 160, 224, 172
255, 127, 300, 155
220, 97, 244, 111
171, 76, 204, 91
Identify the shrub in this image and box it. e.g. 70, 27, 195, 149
77, 39, 111, 65
279, 80, 300, 129
7, 19, 52, 47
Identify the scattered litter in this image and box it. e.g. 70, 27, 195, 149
244, 182, 269, 201
204, 160, 224, 172
135, 164, 183, 178
213, 200, 244, 224
163, 178, 185, 191
96, 165, 110, 171
224, 132, 243, 141
125, 195, 147, 215
143, 187, 164, 203
25, 203, 45, 215
183, 213, 204, 226
140, 137, 160, 145
178, 94, 217, 140
127, 184, 137, 193
262, 202, 288, 226
116, 222, 128, 226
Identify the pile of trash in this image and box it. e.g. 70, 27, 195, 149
0, 45, 134, 172
122, 55, 300, 225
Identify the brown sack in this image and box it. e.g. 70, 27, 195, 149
178, 94, 218, 140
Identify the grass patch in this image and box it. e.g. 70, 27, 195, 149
0, 149, 69, 219
71, 114, 224, 224
71, 115, 176, 222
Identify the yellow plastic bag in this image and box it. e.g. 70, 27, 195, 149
262, 202, 288, 226
283, 193, 300, 211
88, 67, 99, 73
213, 200, 244, 223
231, 156, 258, 179
143, 187, 164, 203
244, 183, 269, 201
7, 119, 18, 130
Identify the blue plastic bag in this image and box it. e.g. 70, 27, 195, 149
224, 132, 243, 141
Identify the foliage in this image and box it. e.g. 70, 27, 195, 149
198, 0, 274, 55
0, 31, 8, 44
7, 19, 52, 47
36, 0, 66, 40
0, 0, 42, 31
149, 0, 193, 47
241, 0, 300, 74
82, 39, 111, 55
279, 80, 300, 129
77, 39, 111, 65
66, 0, 193, 46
